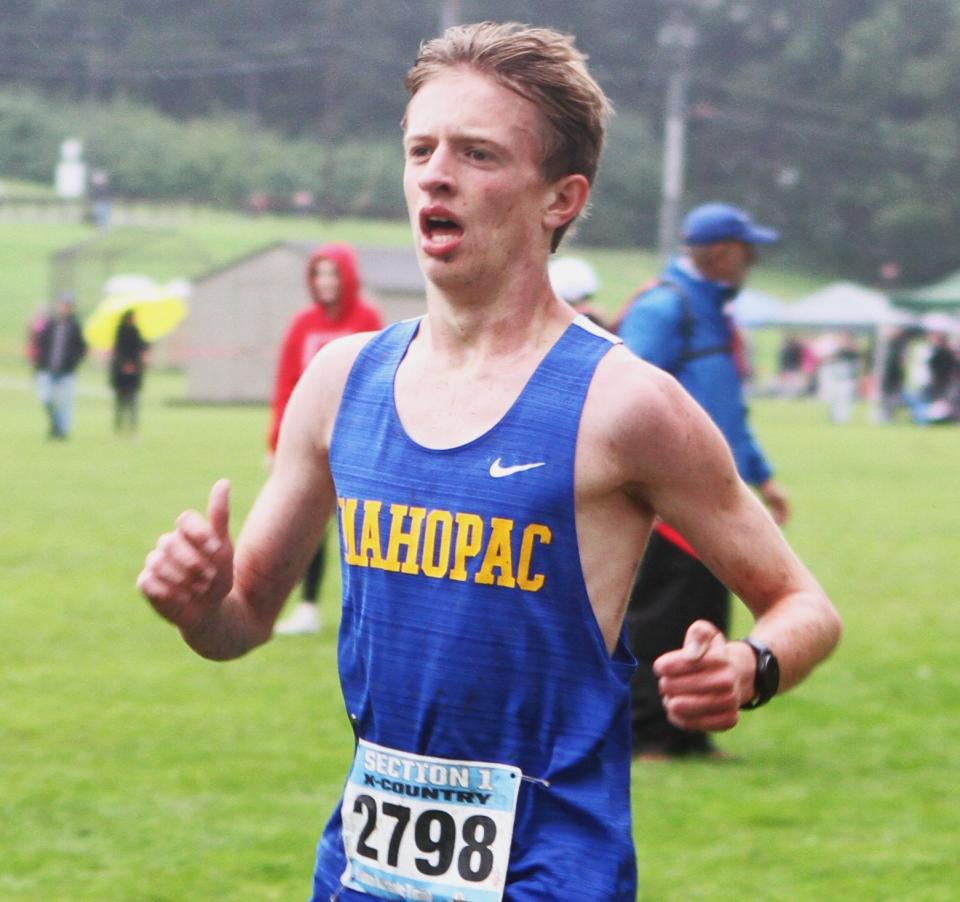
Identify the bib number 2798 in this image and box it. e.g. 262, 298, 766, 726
341, 740, 521, 901
354, 795, 496, 881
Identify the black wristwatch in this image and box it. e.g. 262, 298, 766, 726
739, 637, 780, 710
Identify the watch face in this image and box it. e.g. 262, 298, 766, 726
741, 638, 779, 709
756, 649, 780, 700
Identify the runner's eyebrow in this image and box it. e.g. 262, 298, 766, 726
404, 130, 509, 151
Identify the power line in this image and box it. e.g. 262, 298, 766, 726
0, 40, 404, 85
697, 103, 958, 168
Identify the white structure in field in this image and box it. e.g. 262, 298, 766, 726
55, 138, 87, 199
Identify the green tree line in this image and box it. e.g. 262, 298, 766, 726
3, 0, 960, 283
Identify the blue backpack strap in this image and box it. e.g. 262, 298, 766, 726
617, 277, 732, 376
664, 280, 734, 371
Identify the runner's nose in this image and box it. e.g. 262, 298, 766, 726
417, 144, 456, 194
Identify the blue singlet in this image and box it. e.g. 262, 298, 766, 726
311, 316, 637, 901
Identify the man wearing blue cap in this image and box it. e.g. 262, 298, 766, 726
619, 202, 790, 758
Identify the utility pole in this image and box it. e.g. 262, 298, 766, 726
320, 0, 343, 218
83, 13, 106, 101
656, 4, 698, 261
242, 63, 260, 168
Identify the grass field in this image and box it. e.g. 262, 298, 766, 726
2, 212, 958, 900
2, 370, 958, 901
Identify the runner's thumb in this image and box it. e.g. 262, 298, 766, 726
207, 479, 231, 541
681, 619, 719, 663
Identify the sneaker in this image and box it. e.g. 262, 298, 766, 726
273, 602, 321, 636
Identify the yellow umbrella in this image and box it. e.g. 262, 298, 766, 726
83, 280, 190, 350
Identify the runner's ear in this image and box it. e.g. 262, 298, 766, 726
542, 173, 590, 233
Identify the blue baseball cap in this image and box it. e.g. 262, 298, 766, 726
683, 203, 780, 246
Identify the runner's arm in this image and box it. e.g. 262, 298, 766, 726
138, 333, 371, 659
613, 357, 840, 725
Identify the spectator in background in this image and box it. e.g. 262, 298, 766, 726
777, 332, 807, 397
291, 189, 316, 217
548, 255, 607, 327
800, 338, 820, 396
818, 332, 861, 424
110, 310, 149, 436
879, 327, 909, 422
269, 243, 383, 635
88, 168, 112, 228
246, 190, 270, 217
926, 332, 956, 402
619, 202, 790, 758
35, 292, 87, 440
26, 304, 50, 369
905, 334, 932, 421
923, 331, 958, 423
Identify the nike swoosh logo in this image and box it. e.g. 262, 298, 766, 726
489, 457, 546, 478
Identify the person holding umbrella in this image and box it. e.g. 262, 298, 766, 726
83, 276, 188, 350
84, 276, 189, 435
110, 310, 149, 435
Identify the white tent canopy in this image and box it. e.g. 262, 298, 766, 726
728, 288, 788, 327
765, 281, 918, 423
777, 281, 914, 329
920, 311, 960, 334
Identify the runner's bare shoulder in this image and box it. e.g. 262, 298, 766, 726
282, 330, 383, 450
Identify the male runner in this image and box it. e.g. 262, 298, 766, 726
139, 22, 841, 901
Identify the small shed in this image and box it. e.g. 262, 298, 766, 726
182, 241, 426, 403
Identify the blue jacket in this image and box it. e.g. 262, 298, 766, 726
619, 258, 773, 486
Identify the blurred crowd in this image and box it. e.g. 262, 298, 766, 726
771, 326, 960, 425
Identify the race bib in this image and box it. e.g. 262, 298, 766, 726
340, 739, 522, 901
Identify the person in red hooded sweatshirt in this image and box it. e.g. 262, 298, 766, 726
269, 243, 383, 635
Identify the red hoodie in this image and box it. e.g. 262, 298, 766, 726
267, 243, 383, 450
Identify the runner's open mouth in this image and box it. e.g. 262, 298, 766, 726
421, 212, 464, 243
